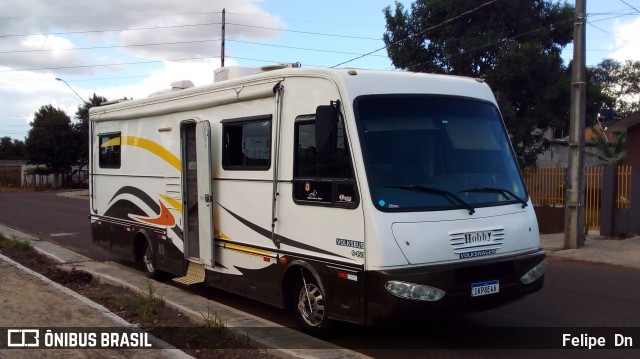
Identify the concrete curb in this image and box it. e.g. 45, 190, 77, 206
540, 232, 640, 271
0, 252, 193, 359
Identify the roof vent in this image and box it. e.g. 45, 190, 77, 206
170, 80, 194, 90
260, 62, 301, 72
148, 80, 195, 97
214, 67, 261, 82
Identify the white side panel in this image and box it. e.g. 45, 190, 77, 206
274, 77, 366, 265
91, 116, 185, 252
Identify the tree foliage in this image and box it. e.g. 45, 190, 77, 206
383, 0, 576, 166
25, 105, 78, 172
593, 59, 640, 119
0, 137, 26, 160
587, 127, 626, 165
74, 93, 108, 167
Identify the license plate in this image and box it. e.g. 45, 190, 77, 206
471, 280, 499, 297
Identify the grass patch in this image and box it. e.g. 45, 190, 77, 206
115, 281, 166, 322
137, 281, 166, 321
201, 303, 226, 333
0, 234, 33, 252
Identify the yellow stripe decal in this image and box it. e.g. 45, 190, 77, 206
100, 137, 121, 147
221, 242, 273, 256
124, 136, 181, 171
216, 231, 233, 241
214, 230, 273, 256
160, 194, 183, 213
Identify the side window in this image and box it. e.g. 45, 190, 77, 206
98, 133, 121, 169
222, 115, 272, 170
293, 115, 358, 208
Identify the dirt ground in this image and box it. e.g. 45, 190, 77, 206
0, 258, 176, 359
0, 237, 276, 359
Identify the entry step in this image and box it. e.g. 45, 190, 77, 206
173, 262, 205, 285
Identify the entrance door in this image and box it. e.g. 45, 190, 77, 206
181, 121, 214, 267
195, 121, 214, 267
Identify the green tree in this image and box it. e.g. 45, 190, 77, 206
593, 59, 640, 119
0, 137, 26, 160
587, 126, 626, 165
25, 105, 77, 187
74, 93, 108, 167
383, 0, 575, 166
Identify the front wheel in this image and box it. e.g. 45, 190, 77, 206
291, 269, 332, 336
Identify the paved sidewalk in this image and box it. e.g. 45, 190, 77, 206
540, 232, 640, 270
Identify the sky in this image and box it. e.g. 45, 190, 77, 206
1, 0, 639, 140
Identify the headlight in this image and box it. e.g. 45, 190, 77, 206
520, 259, 546, 284
385, 281, 446, 301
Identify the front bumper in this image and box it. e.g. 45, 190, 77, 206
365, 249, 545, 325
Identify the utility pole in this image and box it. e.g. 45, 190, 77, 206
564, 0, 587, 249
221, 8, 225, 68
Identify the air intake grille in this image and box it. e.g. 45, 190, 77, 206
449, 228, 504, 255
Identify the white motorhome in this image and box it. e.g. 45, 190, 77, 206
89, 65, 545, 334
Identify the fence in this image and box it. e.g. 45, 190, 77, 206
617, 165, 632, 209
522, 166, 633, 231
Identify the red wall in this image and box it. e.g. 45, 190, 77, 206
628, 124, 640, 168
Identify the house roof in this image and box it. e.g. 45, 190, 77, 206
0, 160, 26, 167
608, 112, 640, 132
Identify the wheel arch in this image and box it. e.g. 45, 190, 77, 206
281, 259, 328, 311
133, 228, 153, 261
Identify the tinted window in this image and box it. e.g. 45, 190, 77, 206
222, 116, 271, 170
355, 95, 527, 212
293, 115, 358, 208
98, 133, 121, 168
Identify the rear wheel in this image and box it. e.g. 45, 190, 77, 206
141, 238, 161, 279
291, 269, 332, 336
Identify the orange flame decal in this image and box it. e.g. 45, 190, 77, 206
132, 200, 176, 227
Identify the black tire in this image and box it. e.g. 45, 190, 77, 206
141, 238, 162, 279
291, 269, 333, 336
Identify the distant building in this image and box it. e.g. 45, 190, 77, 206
536, 115, 629, 167
0, 160, 25, 186
608, 111, 640, 168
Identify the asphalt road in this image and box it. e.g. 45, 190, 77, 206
1, 191, 639, 358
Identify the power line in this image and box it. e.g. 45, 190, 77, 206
227, 39, 387, 57
1, 21, 382, 41
0, 37, 387, 58
0, 22, 221, 38
0, 56, 213, 73
588, 22, 618, 38
331, 0, 499, 68
0, 39, 221, 54
0, 11, 222, 20
589, 12, 640, 23
225, 11, 380, 29
619, 0, 640, 13
226, 22, 381, 40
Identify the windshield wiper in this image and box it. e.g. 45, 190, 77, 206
461, 187, 528, 208
384, 184, 475, 215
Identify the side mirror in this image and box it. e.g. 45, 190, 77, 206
315, 104, 338, 158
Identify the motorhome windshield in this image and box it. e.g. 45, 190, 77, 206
355, 95, 527, 212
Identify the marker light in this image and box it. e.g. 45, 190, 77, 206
520, 259, 546, 284
385, 281, 446, 302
